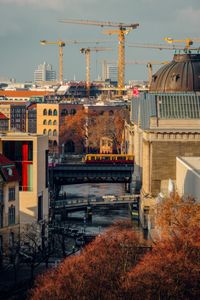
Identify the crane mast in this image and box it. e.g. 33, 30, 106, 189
40, 40, 65, 83
59, 19, 139, 96
80, 47, 112, 97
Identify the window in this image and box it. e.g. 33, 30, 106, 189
53, 140, 57, 147
48, 120, 52, 125
9, 187, 15, 201
8, 206, 15, 225
53, 109, 57, 116
43, 109, 47, 116
48, 129, 52, 136
43, 129, 47, 135
53, 130, 57, 136
0, 235, 3, 255
0, 190, 3, 203
9, 232, 14, 248
38, 195, 43, 221
0, 207, 3, 228
109, 110, 114, 116
53, 120, 57, 125
43, 120, 47, 125
48, 109, 52, 116
70, 108, 76, 115
61, 109, 68, 116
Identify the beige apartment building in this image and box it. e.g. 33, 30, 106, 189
0, 132, 49, 226
0, 154, 20, 257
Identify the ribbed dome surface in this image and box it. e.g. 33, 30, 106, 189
150, 53, 200, 92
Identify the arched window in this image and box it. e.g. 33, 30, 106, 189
61, 109, 68, 116
53, 140, 57, 147
53, 120, 57, 125
64, 140, 75, 153
43, 129, 47, 135
48, 120, 52, 125
53, 130, 57, 136
48, 109, 52, 116
48, 129, 52, 136
70, 108, 76, 115
53, 109, 57, 116
43, 109, 47, 115
43, 120, 47, 125
109, 110, 114, 116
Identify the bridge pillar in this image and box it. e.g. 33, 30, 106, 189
55, 185, 61, 198
86, 206, 92, 221
61, 209, 68, 221
129, 197, 140, 223
125, 182, 131, 193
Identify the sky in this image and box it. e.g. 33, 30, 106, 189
0, 0, 200, 83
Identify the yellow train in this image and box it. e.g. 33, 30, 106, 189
83, 154, 134, 164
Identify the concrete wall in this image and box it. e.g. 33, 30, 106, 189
176, 157, 200, 201
19, 135, 49, 225
142, 140, 200, 196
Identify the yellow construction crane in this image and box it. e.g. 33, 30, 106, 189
80, 47, 112, 97
163, 37, 200, 49
125, 60, 168, 86
40, 39, 115, 84
128, 42, 200, 51
128, 43, 186, 50
59, 19, 139, 96
40, 40, 65, 83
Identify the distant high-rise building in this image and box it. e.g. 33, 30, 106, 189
102, 61, 118, 83
34, 62, 56, 82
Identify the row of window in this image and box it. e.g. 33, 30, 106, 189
43, 120, 57, 125
43, 129, 57, 136
43, 109, 57, 116
43, 108, 77, 116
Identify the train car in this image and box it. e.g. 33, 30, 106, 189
83, 154, 134, 164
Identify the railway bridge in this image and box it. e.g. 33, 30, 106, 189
49, 163, 134, 196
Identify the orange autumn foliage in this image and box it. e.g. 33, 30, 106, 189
154, 194, 200, 239
60, 109, 86, 151
124, 226, 200, 300
30, 221, 147, 300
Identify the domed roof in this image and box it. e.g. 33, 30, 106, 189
150, 53, 200, 92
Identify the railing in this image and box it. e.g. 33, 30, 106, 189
52, 194, 140, 208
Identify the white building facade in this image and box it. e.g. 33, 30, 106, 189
34, 62, 56, 82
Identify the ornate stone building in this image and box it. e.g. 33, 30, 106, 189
124, 53, 200, 228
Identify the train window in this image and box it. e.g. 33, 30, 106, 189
102, 156, 110, 160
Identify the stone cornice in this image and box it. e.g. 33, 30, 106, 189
143, 130, 200, 142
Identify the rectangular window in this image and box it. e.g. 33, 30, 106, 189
9, 187, 15, 201
0, 235, 3, 256
45, 150, 48, 188
38, 195, 43, 221
8, 206, 15, 225
0, 207, 3, 228
0, 190, 3, 203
